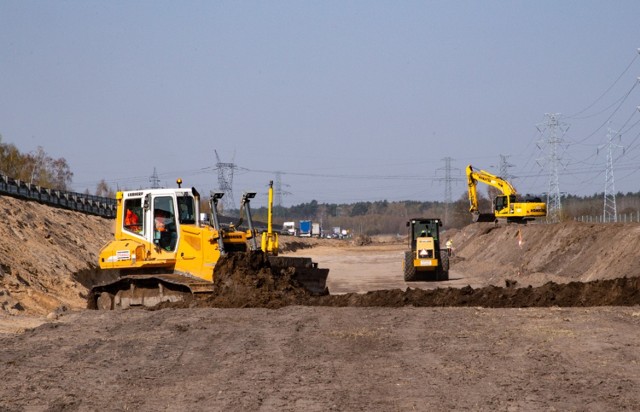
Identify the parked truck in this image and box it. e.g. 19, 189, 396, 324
312, 223, 321, 238
299, 220, 312, 237
282, 221, 296, 236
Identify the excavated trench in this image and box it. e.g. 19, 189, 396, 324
155, 251, 640, 310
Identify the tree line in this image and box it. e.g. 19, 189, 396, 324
0, 136, 73, 191
249, 190, 640, 235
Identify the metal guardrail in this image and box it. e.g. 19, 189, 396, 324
575, 213, 640, 224
0, 173, 116, 218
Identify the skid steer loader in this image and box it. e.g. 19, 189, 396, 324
403, 218, 449, 281
89, 179, 328, 309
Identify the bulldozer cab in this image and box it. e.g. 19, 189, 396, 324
117, 188, 200, 252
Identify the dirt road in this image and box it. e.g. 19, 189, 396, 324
287, 242, 485, 293
1, 306, 639, 411
1, 238, 640, 410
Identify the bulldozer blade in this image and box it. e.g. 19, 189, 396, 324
268, 256, 329, 295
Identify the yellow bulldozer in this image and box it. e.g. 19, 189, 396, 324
89, 179, 328, 309
466, 165, 547, 224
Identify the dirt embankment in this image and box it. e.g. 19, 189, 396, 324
447, 221, 640, 286
0, 196, 112, 316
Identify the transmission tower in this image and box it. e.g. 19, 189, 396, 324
273, 171, 291, 208
497, 154, 515, 181
536, 113, 569, 223
214, 150, 237, 213
600, 128, 624, 222
435, 157, 463, 223
149, 167, 160, 189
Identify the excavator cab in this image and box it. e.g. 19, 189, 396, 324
403, 218, 449, 282
494, 195, 516, 214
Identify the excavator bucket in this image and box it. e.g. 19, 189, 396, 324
472, 212, 497, 223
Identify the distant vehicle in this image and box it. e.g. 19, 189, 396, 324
299, 220, 312, 237
312, 223, 321, 238
282, 221, 296, 236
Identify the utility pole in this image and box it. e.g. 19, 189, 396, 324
214, 150, 237, 213
435, 156, 462, 224
149, 167, 160, 189
537, 113, 569, 223
600, 127, 624, 222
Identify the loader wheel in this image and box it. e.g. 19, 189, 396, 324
437, 252, 450, 281
403, 251, 418, 282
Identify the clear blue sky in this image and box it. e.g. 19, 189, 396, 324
2, 1, 640, 207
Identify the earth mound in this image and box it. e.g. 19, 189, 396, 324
193, 251, 314, 309
310, 276, 640, 308
172, 249, 640, 309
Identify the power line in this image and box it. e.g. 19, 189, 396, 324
566, 48, 640, 119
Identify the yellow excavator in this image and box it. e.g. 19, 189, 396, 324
466, 165, 547, 223
89, 179, 328, 309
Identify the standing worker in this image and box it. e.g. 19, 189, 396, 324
445, 239, 453, 257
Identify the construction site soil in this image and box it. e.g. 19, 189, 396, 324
1, 195, 640, 410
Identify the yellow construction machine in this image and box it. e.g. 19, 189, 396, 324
90, 179, 328, 309
466, 165, 546, 223
403, 218, 449, 281
260, 180, 279, 255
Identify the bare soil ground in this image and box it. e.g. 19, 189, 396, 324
1, 195, 640, 410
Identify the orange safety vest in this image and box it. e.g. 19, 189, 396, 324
125, 209, 141, 232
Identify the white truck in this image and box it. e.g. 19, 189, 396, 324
282, 221, 296, 236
